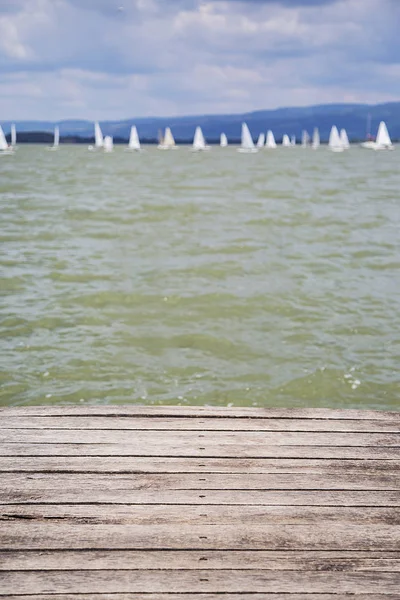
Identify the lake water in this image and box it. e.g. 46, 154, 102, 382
1, 144, 399, 409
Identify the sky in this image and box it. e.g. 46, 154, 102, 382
0, 0, 399, 120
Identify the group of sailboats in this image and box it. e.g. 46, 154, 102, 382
0, 119, 394, 155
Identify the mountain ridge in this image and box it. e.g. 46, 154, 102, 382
2, 101, 400, 141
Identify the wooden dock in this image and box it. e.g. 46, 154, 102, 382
0, 405, 399, 599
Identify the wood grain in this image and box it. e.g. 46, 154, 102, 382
1, 570, 400, 594
1, 416, 399, 432
1, 406, 399, 598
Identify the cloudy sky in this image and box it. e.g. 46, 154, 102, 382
0, 0, 399, 120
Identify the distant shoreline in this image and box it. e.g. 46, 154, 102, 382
5, 132, 378, 145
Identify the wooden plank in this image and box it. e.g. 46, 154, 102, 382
2, 549, 400, 571
2, 522, 400, 551
2, 472, 399, 492
1, 456, 398, 474
1, 570, 399, 594
2, 504, 398, 526
1, 406, 398, 419
2, 416, 399, 432
2, 429, 400, 447
2, 595, 399, 600
2, 488, 399, 506
3, 442, 399, 459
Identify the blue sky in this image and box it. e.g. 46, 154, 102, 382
0, 0, 399, 120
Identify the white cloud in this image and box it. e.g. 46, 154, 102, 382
0, 0, 398, 119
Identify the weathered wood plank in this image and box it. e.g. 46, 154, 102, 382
2, 522, 400, 550
2, 595, 399, 600
1, 406, 399, 419
1, 456, 398, 474
2, 429, 399, 446
3, 442, 399, 459
2, 416, 399, 432
2, 549, 399, 571
2, 472, 399, 492
2, 489, 399, 506
1, 570, 399, 594
2, 504, 398, 525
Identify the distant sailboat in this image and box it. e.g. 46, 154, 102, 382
103, 135, 114, 152
238, 122, 257, 153
311, 127, 320, 149
265, 130, 277, 149
191, 126, 210, 151
88, 122, 104, 151
11, 124, 17, 148
374, 121, 393, 150
301, 130, 310, 147
126, 125, 141, 151
158, 127, 177, 150
340, 128, 350, 149
256, 133, 265, 148
282, 134, 291, 147
328, 126, 344, 152
360, 113, 376, 148
220, 133, 228, 147
0, 125, 14, 155
291, 135, 296, 146
47, 126, 59, 151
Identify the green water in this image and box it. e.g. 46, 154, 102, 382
1, 145, 399, 409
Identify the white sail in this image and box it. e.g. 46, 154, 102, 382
54, 126, 60, 147
339, 128, 350, 149
266, 130, 277, 149
238, 122, 257, 153
11, 124, 16, 147
94, 122, 103, 148
220, 133, 228, 147
103, 135, 114, 152
256, 133, 265, 148
301, 130, 309, 147
158, 126, 176, 149
192, 126, 206, 150
328, 126, 344, 152
0, 125, 8, 151
312, 127, 320, 149
375, 121, 393, 149
128, 125, 141, 150
282, 134, 291, 147
291, 135, 296, 146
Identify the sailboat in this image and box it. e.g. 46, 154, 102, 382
158, 127, 177, 150
311, 127, 320, 149
88, 122, 104, 151
265, 130, 277, 149
339, 128, 350, 149
220, 133, 228, 147
0, 125, 14, 155
103, 135, 114, 152
126, 125, 141, 151
238, 122, 257, 153
374, 121, 393, 150
256, 133, 265, 148
328, 126, 344, 152
282, 134, 291, 147
301, 130, 310, 147
11, 124, 17, 149
47, 125, 60, 151
291, 135, 296, 146
360, 113, 376, 149
191, 126, 210, 151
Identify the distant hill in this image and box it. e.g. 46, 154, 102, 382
2, 102, 400, 143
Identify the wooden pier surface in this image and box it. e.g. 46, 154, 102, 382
0, 405, 399, 599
